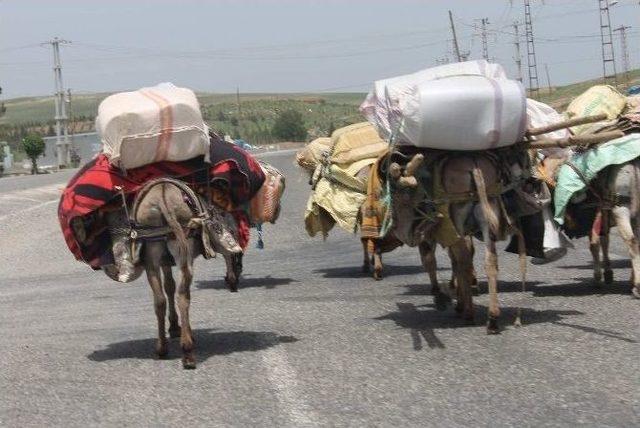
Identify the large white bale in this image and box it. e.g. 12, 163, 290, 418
360, 60, 508, 140
96, 83, 210, 169
397, 75, 527, 150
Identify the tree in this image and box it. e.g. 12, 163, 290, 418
272, 109, 307, 141
21, 134, 45, 174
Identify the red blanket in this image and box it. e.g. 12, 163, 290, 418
59, 140, 264, 268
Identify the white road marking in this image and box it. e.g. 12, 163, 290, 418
261, 347, 321, 426
256, 149, 299, 158
0, 199, 58, 222
0, 195, 42, 203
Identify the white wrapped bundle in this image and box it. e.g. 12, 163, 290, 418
360, 60, 508, 140
526, 98, 571, 158
396, 75, 527, 150
96, 83, 210, 169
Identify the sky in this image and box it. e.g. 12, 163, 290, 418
2, 0, 640, 99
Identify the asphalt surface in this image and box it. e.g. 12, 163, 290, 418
1, 151, 639, 427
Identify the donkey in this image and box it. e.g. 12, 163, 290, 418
133, 178, 242, 369
568, 159, 640, 298
388, 153, 526, 334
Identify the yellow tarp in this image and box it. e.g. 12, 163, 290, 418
330, 122, 388, 165
565, 85, 627, 135
296, 137, 332, 172
304, 158, 375, 237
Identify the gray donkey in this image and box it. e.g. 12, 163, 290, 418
132, 178, 242, 369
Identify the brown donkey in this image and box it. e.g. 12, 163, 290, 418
133, 178, 242, 369
388, 153, 526, 334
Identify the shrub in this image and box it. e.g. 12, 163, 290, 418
21, 133, 45, 174
272, 109, 307, 141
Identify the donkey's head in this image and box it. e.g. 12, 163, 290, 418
206, 205, 243, 256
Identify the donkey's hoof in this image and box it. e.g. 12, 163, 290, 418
604, 270, 614, 285
168, 326, 181, 338
632, 286, 640, 299
225, 276, 239, 292
486, 317, 500, 334
454, 302, 464, 314
373, 270, 383, 281
434, 293, 451, 311
156, 340, 169, 358
362, 263, 370, 274
182, 356, 196, 370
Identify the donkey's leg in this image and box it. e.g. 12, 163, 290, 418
145, 243, 169, 358
361, 239, 371, 273
224, 254, 239, 292
162, 265, 180, 338
449, 239, 474, 322
420, 241, 450, 311
168, 240, 196, 369
612, 206, 640, 298
484, 237, 500, 334
177, 261, 195, 369
477, 211, 500, 333
466, 236, 479, 292
372, 241, 384, 281
590, 210, 603, 285
600, 210, 614, 284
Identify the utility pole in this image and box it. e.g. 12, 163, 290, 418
544, 63, 553, 94
43, 37, 71, 168
66, 88, 78, 166
236, 86, 242, 115
449, 10, 462, 62
480, 18, 490, 61
513, 21, 524, 82
598, 0, 617, 86
614, 25, 631, 85
524, 0, 540, 99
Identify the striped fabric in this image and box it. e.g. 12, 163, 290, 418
59, 138, 264, 268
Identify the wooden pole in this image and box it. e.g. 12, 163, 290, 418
527, 113, 608, 136
528, 130, 624, 148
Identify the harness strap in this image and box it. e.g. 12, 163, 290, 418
129, 177, 217, 258
564, 160, 614, 209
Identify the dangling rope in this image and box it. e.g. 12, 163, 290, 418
256, 223, 264, 249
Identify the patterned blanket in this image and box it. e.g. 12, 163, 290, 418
59, 137, 265, 268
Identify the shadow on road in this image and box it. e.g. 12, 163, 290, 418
375, 302, 584, 351
399, 280, 544, 296
314, 264, 442, 279
528, 278, 632, 297
400, 278, 632, 298
87, 330, 298, 362
559, 259, 631, 270
195, 275, 297, 290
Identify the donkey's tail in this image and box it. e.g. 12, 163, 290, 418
158, 184, 189, 264
472, 166, 500, 236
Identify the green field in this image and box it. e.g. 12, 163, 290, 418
2, 69, 638, 149
0, 91, 367, 148
538, 69, 640, 109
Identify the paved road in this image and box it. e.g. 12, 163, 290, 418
1, 151, 639, 427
